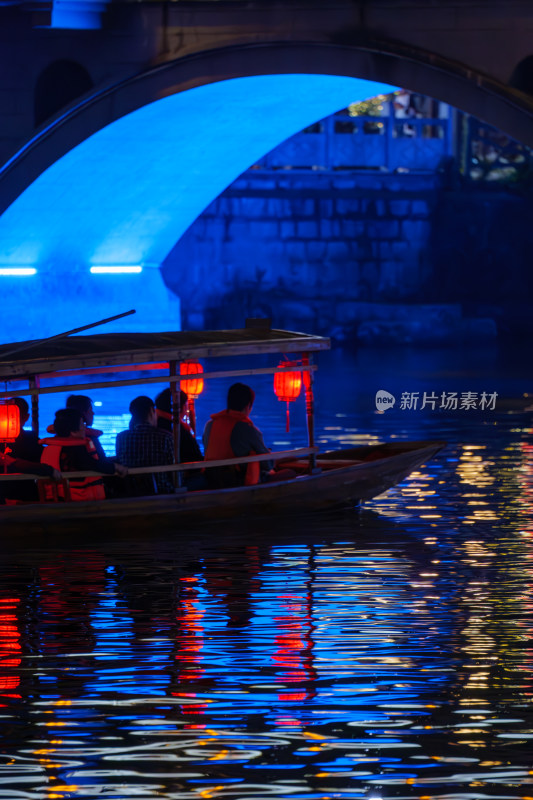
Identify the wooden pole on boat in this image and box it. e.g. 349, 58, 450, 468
169, 360, 181, 488
0, 309, 136, 361
302, 353, 317, 473
29, 375, 39, 434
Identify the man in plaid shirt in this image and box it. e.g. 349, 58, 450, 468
116, 395, 174, 494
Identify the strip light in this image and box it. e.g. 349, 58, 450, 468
0, 268, 37, 276
90, 266, 143, 274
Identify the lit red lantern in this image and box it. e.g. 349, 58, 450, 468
180, 361, 204, 399
0, 402, 20, 443
274, 362, 302, 432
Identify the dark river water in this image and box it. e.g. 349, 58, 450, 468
2, 345, 533, 799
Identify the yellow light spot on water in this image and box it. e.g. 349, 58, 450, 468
457, 740, 486, 747
316, 772, 329, 777
209, 749, 229, 761
198, 787, 226, 799
304, 732, 328, 740
456, 728, 486, 734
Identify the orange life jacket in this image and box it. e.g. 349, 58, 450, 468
40, 436, 106, 502
204, 410, 260, 486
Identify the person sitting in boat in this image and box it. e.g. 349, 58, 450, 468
155, 388, 206, 490
115, 395, 175, 495
155, 388, 204, 463
46, 393, 124, 494
202, 382, 275, 489
0, 398, 61, 503
45, 394, 106, 459
0, 397, 60, 503
40, 408, 126, 501
66, 395, 106, 461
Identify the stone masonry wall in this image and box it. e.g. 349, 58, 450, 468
163, 170, 504, 344
164, 172, 439, 338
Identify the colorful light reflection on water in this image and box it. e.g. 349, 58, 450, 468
1, 347, 533, 798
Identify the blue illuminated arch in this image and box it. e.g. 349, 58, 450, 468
0, 74, 395, 270
0, 68, 401, 341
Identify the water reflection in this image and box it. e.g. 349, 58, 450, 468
2, 350, 533, 798
2, 517, 533, 798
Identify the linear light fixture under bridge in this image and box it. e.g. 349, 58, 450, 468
0, 268, 37, 276
90, 266, 143, 274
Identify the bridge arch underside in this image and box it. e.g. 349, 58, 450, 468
0, 41, 531, 342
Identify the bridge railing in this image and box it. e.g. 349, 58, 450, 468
461, 113, 533, 184
253, 111, 454, 173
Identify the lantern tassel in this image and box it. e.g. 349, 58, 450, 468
286, 402, 290, 433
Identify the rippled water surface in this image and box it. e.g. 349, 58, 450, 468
2, 347, 533, 799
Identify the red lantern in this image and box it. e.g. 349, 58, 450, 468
0, 402, 20, 474
180, 361, 204, 399
274, 362, 302, 432
0, 403, 20, 443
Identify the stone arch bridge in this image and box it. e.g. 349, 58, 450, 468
0, 0, 532, 340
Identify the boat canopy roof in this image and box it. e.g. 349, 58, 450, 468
0, 328, 330, 380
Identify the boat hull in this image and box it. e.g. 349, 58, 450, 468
0, 440, 445, 534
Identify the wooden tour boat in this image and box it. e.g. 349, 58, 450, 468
0, 318, 445, 532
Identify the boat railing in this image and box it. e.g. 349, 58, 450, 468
0, 446, 319, 484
